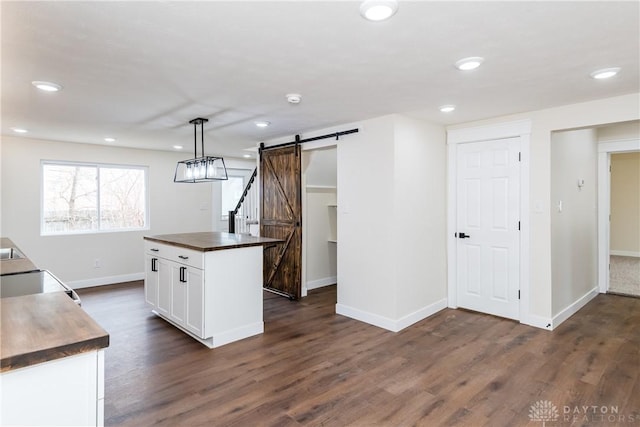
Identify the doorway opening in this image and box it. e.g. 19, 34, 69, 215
301, 145, 337, 298
597, 125, 640, 297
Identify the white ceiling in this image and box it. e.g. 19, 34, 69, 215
2, 1, 638, 158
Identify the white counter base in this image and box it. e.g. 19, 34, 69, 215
144, 242, 265, 349
152, 310, 264, 348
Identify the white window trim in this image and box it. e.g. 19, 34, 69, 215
40, 160, 150, 236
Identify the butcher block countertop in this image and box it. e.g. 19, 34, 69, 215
1, 292, 109, 373
144, 232, 283, 251
0, 237, 109, 373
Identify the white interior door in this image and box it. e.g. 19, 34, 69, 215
456, 137, 520, 320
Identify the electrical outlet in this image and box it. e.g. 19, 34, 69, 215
94, 258, 101, 268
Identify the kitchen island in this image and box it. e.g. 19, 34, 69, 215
143, 232, 281, 348
0, 238, 109, 427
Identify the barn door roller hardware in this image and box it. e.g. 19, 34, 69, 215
260, 128, 359, 152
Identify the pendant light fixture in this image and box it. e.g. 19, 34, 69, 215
174, 117, 228, 183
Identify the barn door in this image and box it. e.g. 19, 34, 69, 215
260, 145, 302, 299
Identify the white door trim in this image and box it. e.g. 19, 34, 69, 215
447, 120, 531, 323
597, 138, 640, 293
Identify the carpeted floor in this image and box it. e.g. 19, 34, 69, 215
609, 255, 640, 297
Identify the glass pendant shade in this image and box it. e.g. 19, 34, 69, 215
175, 156, 228, 183
174, 117, 228, 183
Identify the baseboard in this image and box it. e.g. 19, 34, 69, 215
211, 322, 264, 348
551, 286, 599, 330
396, 298, 448, 331
336, 298, 447, 333
67, 272, 145, 289
610, 250, 640, 258
152, 311, 263, 349
520, 314, 553, 331
306, 276, 337, 290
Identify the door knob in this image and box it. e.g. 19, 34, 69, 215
458, 232, 470, 239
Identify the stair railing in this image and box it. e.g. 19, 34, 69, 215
228, 168, 258, 234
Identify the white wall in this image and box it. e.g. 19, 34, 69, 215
337, 115, 397, 320
448, 93, 640, 320
304, 148, 337, 187
1, 135, 213, 287
597, 120, 640, 142
336, 114, 448, 330
610, 152, 640, 255
393, 116, 447, 320
550, 128, 598, 314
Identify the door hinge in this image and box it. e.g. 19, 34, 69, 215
518, 152, 521, 162
518, 221, 521, 231
518, 290, 521, 299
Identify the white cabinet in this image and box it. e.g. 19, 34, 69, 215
144, 253, 158, 306
1, 350, 105, 427
169, 262, 204, 337
145, 243, 204, 338
143, 239, 264, 348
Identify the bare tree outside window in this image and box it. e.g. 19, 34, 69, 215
42, 162, 147, 234
100, 167, 146, 229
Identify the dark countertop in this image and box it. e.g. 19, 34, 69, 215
0, 238, 38, 276
0, 237, 109, 373
144, 232, 283, 252
1, 292, 109, 372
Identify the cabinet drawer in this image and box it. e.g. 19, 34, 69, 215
165, 245, 204, 269
144, 241, 204, 269
144, 240, 167, 256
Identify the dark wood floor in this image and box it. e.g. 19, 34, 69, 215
78, 283, 640, 426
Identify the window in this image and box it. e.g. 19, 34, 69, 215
220, 176, 246, 220
42, 161, 148, 235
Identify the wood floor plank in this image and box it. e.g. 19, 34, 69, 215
77, 282, 640, 426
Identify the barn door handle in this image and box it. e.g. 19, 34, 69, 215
458, 232, 471, 239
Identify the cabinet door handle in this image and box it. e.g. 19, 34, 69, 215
180, 266, 187, 283
178, 255, 189, 260
150, 248, 159, 252
151, 258, 158, 272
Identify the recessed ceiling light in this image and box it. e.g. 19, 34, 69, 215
360, 0, 398, 21
11, 127, 28, 133
455, 57, 484, 71
31, 81, 62, 92
590, 67, 621, 79
255, 121, 271, 128
286, 93, 302, 104
439, 105, 456, 113
243, 154, 252, 158
104, 137, 116, 143
173, 145, 183, 150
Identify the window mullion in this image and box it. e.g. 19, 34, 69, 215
96, 166, 101, 231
